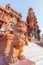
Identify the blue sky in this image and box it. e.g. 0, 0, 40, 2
0, 0, 43, 34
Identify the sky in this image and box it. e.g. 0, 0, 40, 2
0, 0, 43, 34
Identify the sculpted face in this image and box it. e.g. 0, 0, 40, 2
7, 17, 17, 33
13, 21, 28, 48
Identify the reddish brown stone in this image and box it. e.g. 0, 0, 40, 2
0, 34, 13, 56
9, 60, 35, 65
26, 8, 40, 40
0, 4, 41, 65
3, 56, 35, 65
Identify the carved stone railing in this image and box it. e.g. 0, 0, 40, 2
28, 37, 43, 47
0, 33, 13, 56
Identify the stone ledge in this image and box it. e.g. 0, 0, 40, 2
3, 56, 35, 65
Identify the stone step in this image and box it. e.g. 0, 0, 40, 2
0, 55, 8, 65
3, 56, 35, 65
22, 41, 43, 64
28, 55, 43, 62
36, 60, 43, 65
8, 60, 35, 65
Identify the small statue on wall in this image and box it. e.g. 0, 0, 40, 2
6, 17, 17, 34
5, 4, 11, 10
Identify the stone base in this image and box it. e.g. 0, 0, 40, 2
8, 60, 35, 65
3, 56, 35, 65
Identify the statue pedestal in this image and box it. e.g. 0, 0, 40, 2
3, 56, 35, 65
9, 60, 35, 65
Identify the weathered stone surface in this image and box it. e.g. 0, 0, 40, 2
3, 56, 35, 65
12, 21, 28, 58
0, 34, 13, 56
9, 60, 35, 65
